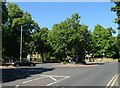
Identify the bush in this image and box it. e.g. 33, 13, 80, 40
63, 61, 67, 65
65, 56, 70, 62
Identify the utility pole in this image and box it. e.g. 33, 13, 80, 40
20, 26, 23, 62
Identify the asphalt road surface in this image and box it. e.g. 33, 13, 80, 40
2, 62, 119, 87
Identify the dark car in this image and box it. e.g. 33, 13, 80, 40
12, 60, 36, 67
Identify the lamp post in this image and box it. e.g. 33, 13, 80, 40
20, 26, 23, 62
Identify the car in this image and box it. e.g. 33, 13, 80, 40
12, 60, 36, 67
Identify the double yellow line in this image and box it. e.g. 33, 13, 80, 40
106, 74, 118, 88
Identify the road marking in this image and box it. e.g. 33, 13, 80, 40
22, 74, 70, 86
106, 74, 117, 87
46, 76, 70, 86
23, 80, 33, 84
15, 85, 19, 88
110, 75, 118, 87
32, 76, 47, 81
23, 76, 47, 84
49, 76, 57, 81
106, 74, 118, 87
40, 74, 69, 77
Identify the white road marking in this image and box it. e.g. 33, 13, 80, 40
22, 74, 70, 86
40, 74, 69, 77
106, 74, 118, 87
106, 74, 117, 87
23, 76, 47, 84
32, 76, 47, 81
15, 85, 19, 88
23, 80, 33, 84
49, 76, 57, 81
110, 75, 118, 87
46, 76, 70, 86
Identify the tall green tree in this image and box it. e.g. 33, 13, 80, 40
2, 1, 8, 24
48, 13, 92, 61
1, 1, 8, 53
92, 24, 116, 58
111, 1, 120, 58
111, 1, 120, 30
2, 3, 38, 61
32, 27, 51, 62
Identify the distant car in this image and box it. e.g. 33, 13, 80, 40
12, 60, 36, 67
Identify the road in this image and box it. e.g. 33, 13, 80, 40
2, 62, 119, 87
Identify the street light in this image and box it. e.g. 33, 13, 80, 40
20, 26, 23, 62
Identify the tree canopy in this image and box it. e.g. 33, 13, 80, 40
32, 27, 51, 62
2, 2, 119, 63
111, 1, 120, 57
48, 13, 92, 61
92, 24, 117, 58
111, 1, 120, 30
2, 3, 39, 61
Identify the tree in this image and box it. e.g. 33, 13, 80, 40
92, 24, 117, 58
2, 1, 8, 24
48, 13, 92, 61
111, 1, 120, 58
115, 34, 120, 58
1, 1, 8, 59
111, 1, 120, 30
32, 27, 51, 62
2, 3, 38, 61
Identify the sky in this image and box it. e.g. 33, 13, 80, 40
13, 2, 118, 35
7, 0, 111, 2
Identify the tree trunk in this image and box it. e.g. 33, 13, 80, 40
40, 52, 44, 62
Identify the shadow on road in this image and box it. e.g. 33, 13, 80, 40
85, 62, 105, 65
2, 67, 55, 83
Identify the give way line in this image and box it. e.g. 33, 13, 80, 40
106, 74, 119, 88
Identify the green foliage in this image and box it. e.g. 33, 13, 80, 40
111, 1, 120, 27
111, 1, 120, 58
65, 56, 70, 62
2, 1, 8, 24
2, 3, 39, 61
116, 34, 120, 51
63, 61, 67, 65
92, 24, 117, 58
48, 13, 92, 61
2, 2, 120, 63
32, 27, 51, 62
116, 34, 120, 58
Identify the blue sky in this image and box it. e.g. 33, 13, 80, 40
14, 2, 118, 34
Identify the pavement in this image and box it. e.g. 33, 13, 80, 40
1, 62, 119, 87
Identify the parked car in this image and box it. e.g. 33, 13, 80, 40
12, 60, 36, 67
